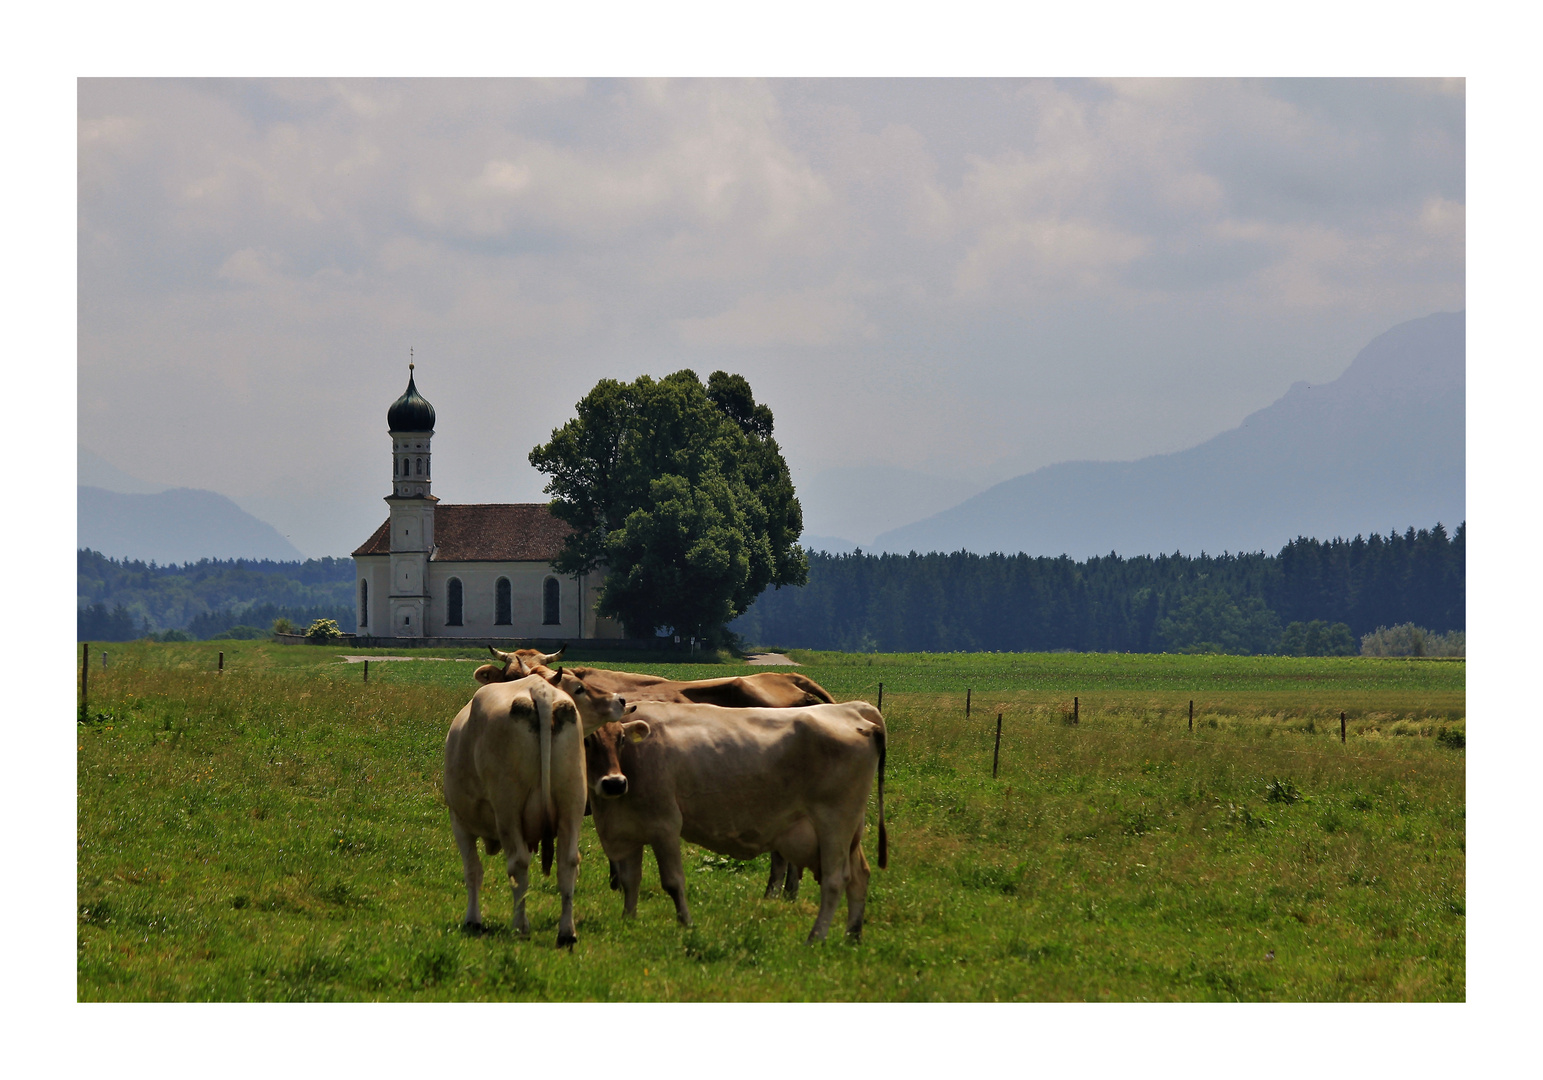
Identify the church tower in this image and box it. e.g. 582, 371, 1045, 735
385, 362, 437, 637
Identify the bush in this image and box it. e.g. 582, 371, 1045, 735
1278, 620, 1357, 656
1361, 623, 1465, 657
155, 629, 195, 643
305, 618, 344, 643
212, 624, 267, 640
272, 617, 298, 636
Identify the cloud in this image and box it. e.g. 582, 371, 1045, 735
77, 78, 1464, 557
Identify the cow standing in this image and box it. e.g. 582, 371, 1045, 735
473, 645, 838, 899
584, 701, 888, 942
442, 664, 623, 947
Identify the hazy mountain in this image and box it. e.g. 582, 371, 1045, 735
78, 446, 169, 495
800, 534, 860, 555
797, 465, 986, 547
874, 312, 1464, 557
79, 486, 304, 564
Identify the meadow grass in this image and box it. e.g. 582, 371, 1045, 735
77, 641, 1464, 1001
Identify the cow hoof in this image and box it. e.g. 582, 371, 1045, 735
462, 920, 484, 935
556, 932, 577, 949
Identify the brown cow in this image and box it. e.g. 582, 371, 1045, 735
475, 646, 835, 709
473, 645, 830, 899
583, 700, 887, 942
442, 664, 623, 947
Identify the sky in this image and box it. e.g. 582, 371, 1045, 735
78, 77, 1465, 556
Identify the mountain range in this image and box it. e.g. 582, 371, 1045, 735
77, 448, 303, 563
869, 311, 1464, 557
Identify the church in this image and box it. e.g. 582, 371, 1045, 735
351, 367, 624, 643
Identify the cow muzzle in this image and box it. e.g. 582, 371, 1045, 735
598, 774, 628, 798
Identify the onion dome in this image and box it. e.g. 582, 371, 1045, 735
387, 364, 435, 432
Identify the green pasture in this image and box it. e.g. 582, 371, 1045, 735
76, 641, 1464, 1001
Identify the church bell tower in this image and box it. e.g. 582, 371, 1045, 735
385, 360, 437, 638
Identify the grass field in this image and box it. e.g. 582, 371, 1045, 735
76, 640, 1464, 1001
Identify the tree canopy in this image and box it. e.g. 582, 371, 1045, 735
529, 370, 807, 640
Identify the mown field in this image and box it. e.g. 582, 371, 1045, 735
76, 641, 1465, 1001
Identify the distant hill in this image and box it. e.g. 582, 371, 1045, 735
874, 312, 1465, 557
78, 486, 304, 564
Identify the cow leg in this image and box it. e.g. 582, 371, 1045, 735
612, 843, 645, 917
497, 824, 535, 937
554, 816, 582, 949
844, 838, 871, 940
653, 840, 692, 927
807, 823, 851, 943
784, 860, 802, 901
764, 853, 786, 900
450, 811, 484, 931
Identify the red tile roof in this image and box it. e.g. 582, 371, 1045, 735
352, 503, 574, 562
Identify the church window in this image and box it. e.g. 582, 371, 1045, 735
359, 579, 368, 627
543, 577, 561, 625
495, 578, 512, 625
446, 578, 463, 626
416, 458, 423, 475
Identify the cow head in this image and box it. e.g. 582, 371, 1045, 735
585, 719, 651, 799
540, 666, 625, 734
474, 643, 567, 685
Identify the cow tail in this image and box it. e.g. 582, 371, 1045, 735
875, 727, 888, 870
540, 835, 554, 877
538, 690, 554, 869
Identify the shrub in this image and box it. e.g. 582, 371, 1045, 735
156, 629, 195, 643
1436, 727, 1466, 750
212, 625, 267, 640
305, 618, 344, 643
272, 617, 298, 636
1264, 777, 1302, 804
1278, 620, 1357, 656
1361, 623, 1465, 657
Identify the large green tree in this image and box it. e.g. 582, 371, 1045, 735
529, 370, 807, 641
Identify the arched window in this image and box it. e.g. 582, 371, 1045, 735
393, 459, 398, 476
359, 579, 368, 628
543, 577, 561, 625
416, 458, 423, 475
446, 578, 463, 626
495, 578, 512, 625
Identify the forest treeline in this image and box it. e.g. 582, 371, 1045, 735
731, 523, 1464, 655
77, 549, 356, 640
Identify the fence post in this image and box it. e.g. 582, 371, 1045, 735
1073, 696, 1079, 725
364, 659, 369, 683
81, 642, 89, 719
1341, 711, 1346, 744
992, 713, 1003, 777
1189, 699, 1194, 732
218, 651, 224, 674
877, 683, 884, 711
102, 651, 108, 670
966, 688, 971, 718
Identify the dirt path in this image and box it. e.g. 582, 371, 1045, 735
744, 652, 798, 666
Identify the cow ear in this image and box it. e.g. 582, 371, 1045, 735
621, 719, 651, 743
473, 664, 500, 685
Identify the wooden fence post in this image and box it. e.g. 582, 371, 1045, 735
102, 651, 108, 670
992, 713, 1003, 778
218, 651, 224, 674
81, 642, 89, 718
1073, 696, 1079, 725
966, 688, 971, 718
1189, 699, 1194, 732
363, 659, 369, 683
877, 683, 884, 711
1341, 712, 1346, 744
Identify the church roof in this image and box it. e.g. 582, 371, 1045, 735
387, 368, 436, 432
352, 503, 574, 562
